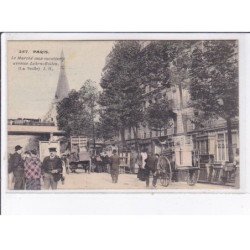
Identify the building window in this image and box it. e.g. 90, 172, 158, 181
197, 139, 208, 155
179, 150, 183, 165
216, 132, 238, 162
128, 127, 131, 140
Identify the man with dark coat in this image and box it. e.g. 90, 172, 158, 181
144, 153, 159, 188
10, 145, 25, 190
42, 147, 63, 190
109, 149, 120, 183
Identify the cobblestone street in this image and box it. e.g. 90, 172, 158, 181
56, 171, 234, 190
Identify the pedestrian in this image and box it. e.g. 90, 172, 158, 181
95, 154, 103, 173
61, 153, 70, 175
8, 153, 15, 189
41, 147, 63, 190
24, 149, 42, 190
109, 149, 120, 183
144, 153, 159, 188
170, 153, 178, 182
8, 145, 26, 190
69, 151, 79, 173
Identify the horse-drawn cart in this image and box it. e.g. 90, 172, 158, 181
157, 150, 200, 187
69, 151, 92, 173
68, 136, 92, 173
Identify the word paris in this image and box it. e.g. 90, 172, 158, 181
19, 49, 49, 54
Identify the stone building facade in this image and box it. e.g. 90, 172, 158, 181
118, 42, 239, 166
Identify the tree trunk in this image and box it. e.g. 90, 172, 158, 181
226, 117, 234, 163
132, 126, 139, 152
92, 123, 96, 155
178, 82, 187, 135
120, 127, 126, 149
178, 82, 184, 110
173, 114, 177, 134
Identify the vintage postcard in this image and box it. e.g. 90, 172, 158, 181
2, 33, 241, 193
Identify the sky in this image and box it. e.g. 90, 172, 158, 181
8, 40, 114, 119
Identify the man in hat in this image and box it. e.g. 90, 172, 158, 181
109, 149, 120, 183
144, 153, 159, 188
41, 147, 63, 190
11, 145, 25, 190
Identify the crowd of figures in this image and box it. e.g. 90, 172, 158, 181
8, 144, 240, 190
8, 145, 64, 190
8, 144, 163, 190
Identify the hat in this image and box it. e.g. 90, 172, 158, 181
49, 147, 57, 152
15, 145, 22, 151
30, 149, 37, 155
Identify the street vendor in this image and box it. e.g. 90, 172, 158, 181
41, 147, 63, 190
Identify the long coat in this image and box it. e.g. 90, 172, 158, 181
42, 156, 63, 181
145, 154, 158, 172
109, 154, 120, 171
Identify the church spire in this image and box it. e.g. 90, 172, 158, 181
54, 50, 69, 102
43, 50, 70, 123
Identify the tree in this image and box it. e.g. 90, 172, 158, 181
99, 41, 144, 149
146, 100, 176, 136
56, 80, 99, 140
189, 40, 238, 162
141, 41, 196, 134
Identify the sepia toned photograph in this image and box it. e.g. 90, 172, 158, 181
6, 38, 239, 191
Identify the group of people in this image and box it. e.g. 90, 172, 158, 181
137, 148, 160, 188
91, 148, 160, 187
91, 154, 110, 173
8, 145, 63, 190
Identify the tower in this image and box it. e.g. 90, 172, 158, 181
54, 50, 70, 102
44, 50, 70, 124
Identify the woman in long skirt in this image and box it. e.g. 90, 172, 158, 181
24, 150, 42, 190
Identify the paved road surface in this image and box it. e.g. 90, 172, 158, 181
57, 171, 234, 190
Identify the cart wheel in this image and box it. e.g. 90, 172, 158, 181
160, 172, 171, 187
158, 156, 172, 188
187, 169, 200, 186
